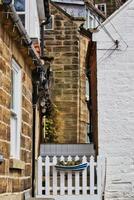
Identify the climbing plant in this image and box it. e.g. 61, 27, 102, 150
44, 104, 61, 143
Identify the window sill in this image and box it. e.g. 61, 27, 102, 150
9, 158, 25, 170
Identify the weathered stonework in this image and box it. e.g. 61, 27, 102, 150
0, 12, 34, 200
44, 3, 90, 143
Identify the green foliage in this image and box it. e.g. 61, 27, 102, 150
44, 104, 60, 143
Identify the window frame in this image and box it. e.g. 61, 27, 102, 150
13, 0, 26, 27
10, 59, 22, 160
95, 3, 107, 16
13, 0, 40, 39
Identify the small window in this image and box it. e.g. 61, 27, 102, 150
10, 59, 22, 159
44, 15, 54, 30
95, 3, 107, 16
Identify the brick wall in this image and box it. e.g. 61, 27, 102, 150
44, 3, 89, 143
0, 21, 33, 200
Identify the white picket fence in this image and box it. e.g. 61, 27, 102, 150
37, 155, 106, 200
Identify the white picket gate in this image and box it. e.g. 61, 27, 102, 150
37, 155, 105, 200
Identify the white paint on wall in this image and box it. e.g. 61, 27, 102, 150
93, 0, 134, 199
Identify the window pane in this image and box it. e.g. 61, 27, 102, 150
10, 59, 21, 159
19, 14, 25, 26
10, 116, 18, 157
11, 70, 14, 110
14, 0, 25, 12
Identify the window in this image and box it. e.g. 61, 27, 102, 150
95, 3, 107, 16
10, 59, 22, 159
44, 15, 54, 30
13, 0, 40, 39
14, 0, 25, 26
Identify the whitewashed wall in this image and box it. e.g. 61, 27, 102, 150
93, 0, 134, 199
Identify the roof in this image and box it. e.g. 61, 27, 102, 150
50, 1, 85, 21
50, 2, 92, 39
52, 0, 106, 20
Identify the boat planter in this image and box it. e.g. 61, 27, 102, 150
55, 162, 89, 171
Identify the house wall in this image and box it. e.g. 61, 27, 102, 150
95, 0, 127, 17
44, 3, 89, 143
93, 0, 134, 199
0, 22, 33, 200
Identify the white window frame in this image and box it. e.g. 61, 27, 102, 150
95, 3, 107, 16
12, 0, 27, 26
12, 0, 40, 39
10, 59, 22, 159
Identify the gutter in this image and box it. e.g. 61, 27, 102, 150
8, 3, 44, 67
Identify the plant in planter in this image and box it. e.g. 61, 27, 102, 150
58, 160, 81, 166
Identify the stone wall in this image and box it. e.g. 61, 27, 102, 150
44, 3, 89, 143
93, 0, 134, 199
0, 20, 33, 200
79, 35, 89, 143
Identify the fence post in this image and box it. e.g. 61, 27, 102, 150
68, 155, 72, 195
97, 156, 102, 199
60, 156, 65, 195
53, 156, 57, 195
75, 155, 80, 195
37, 156, 42, 196
45, 156, 50, 196
90, 156, 95, 195
82, 156, 87, 195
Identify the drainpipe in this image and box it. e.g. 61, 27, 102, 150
32, 0, 51, 196
40, 0, 51, 59
32, 103, 36, 197
87, 72, 93, 143
32, 79, 40, 197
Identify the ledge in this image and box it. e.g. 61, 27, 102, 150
9, 158, 25, 170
